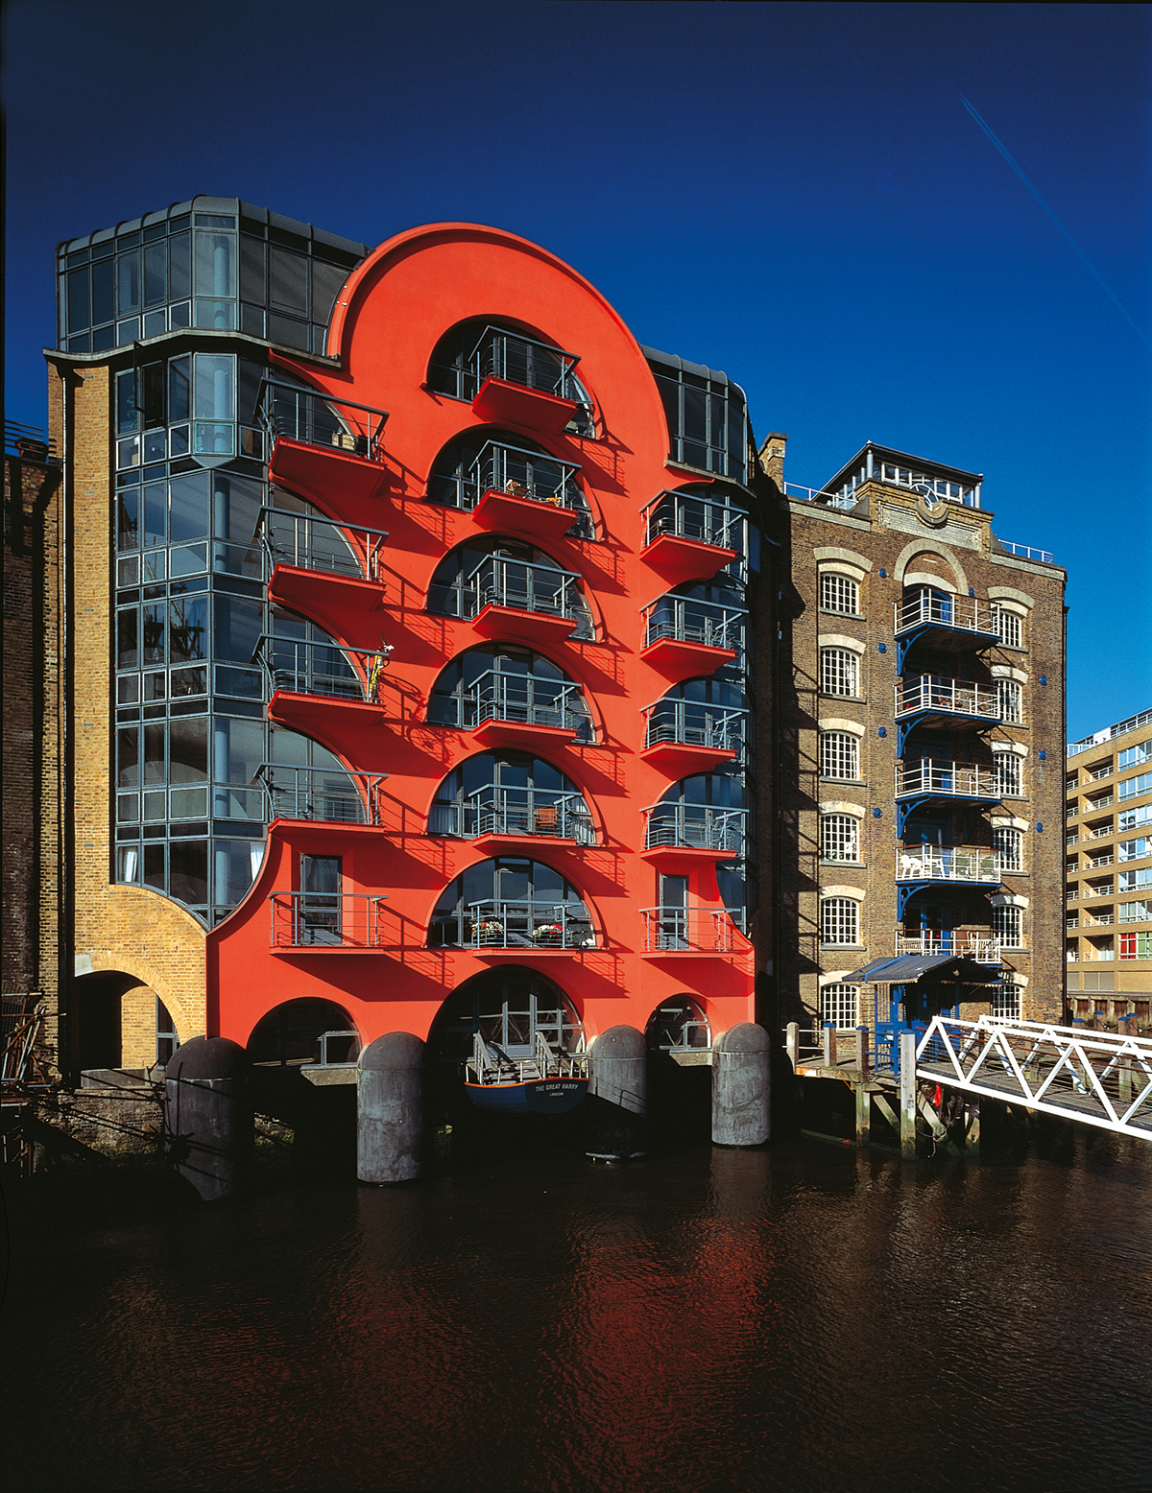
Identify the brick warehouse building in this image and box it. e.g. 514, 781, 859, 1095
773, 441, 1067, 1063
13, 195, 1067, 1098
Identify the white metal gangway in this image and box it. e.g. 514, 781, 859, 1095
915, 1016, 1152, 1141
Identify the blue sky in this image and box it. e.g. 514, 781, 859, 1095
5, 0, 1150, 741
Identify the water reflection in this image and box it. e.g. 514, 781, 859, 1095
3, 1135, 1151, 1492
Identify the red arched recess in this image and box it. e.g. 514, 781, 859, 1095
206, 224, 754, 1052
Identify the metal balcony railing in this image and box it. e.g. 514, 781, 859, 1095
998, 539, 1055, 564
465, 668, 592, 734
895, 759, 1001, 800
894, 930, 1004, 963
642, 596, 746, 655
467, 554, 590, 633
896, 846, 1001, 883
430, 786, 595, 844
1083, 949, 1116, 962
894, 675, 1001, 721
641, 906, 746, 952
470, 327, 583, 401
258, 764, 383, 825
259, 505, 388, 582
643, 491, 742, 551
644, 699, 746, 756
269, 892, 388, 949
1084, 885, 1115, 899
257, 637, 370, 701
644, 804, 747, 854
259, 377, 388, 461
462, 899, 596, 950
894, 592, 997, 637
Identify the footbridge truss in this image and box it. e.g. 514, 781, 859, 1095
915, 1016, 1152, 1141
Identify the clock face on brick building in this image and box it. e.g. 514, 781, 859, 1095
914, 489, 949, 527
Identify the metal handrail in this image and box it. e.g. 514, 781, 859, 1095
464, 669, 592, 735
894, 675, 1001, 720
466, 553, 589, 631
643, 490, 742, 550
893, 591, 998, 637
896, 846, 1002, 883
468, 326, 581, 399
430, 786, 595, 844
894, 929, 1005, 962
255, 636, 374, 702
258, 505, 388, 582
258, 376, 389, 461
895, 759, 1001, 800
644, 699, 746, 755
643, 804, 747, 854
268, 892, 389, 949
642, 596, 747, 654
640, 906, 746, 952
257, 764, 385, 825
462, 899, 596, 950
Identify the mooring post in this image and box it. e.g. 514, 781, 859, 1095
856, 1025, 869, 1076
855, 1077, 870, 1148
786, 1022, 799, 1070
1119, 1013, 1135, 1107
163, 1036, 252, 1202
822, 1021, 835, 1068
712, 1023, 771, 1147
899, 1030, 917, 1160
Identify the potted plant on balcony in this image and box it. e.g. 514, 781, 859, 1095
532, 921, 564, 946
474, 919, 504, 946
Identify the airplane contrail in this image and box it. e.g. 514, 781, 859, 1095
961, 96, 1151, 352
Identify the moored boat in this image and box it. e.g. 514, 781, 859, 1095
464, 1032, 589, 1113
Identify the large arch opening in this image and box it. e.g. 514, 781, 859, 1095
644, 995, 713, 1144
427, 644, 595, 740
428, 856, 596, 950
71, 970, 171, 1074
429, 750, 595, 844
428, 535, 594, 638
246, 997, 360, 1068
426, 320, 595, 437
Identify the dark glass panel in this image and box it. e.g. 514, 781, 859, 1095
143, 483, 166, 548
142, 362, 165, 427
169, 471, 210, 543
143, 844, 165, 891
116, 372, 140, 435
117, 609, 138, 668
269, 247, 308, 313
91, 258, 115, 325
311, 260, 347, 323
143, 722, 166, 783
170, 842, 208, 906
169, 718, 208, 782
169, 594, 208, 664
214, 594, 263, 664
66, 267, 90, 333
117, 491, 139, 551
169, 356, 191, 423
169, 233, 190, 299
117, 727, 140, 787
240, 235, 265, 304
267, 312, 309, 350
143, 242, 166, 306
118, 250, 140, 314
194, 231, 236, 297
142, 602, 166, 665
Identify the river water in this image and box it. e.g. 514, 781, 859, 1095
3, 1122, 1151, 1493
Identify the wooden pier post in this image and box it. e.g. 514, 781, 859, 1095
822, 1022, 835, 1067
1119, 1014, 1135, 1108
899, 1031, 917, 1160
855, 1078, 870, 1147
786, 1022, 799, 1070
856, 1025, 869, 1076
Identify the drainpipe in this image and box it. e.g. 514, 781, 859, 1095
54, 360, 75, 1083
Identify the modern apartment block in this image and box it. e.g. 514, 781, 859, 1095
773, 440, 1067, 1062
41, 201, 767, 1079
1065, 709, 1152, 1030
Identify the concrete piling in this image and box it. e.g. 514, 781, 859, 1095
357, 1032, 424, 1184
164, 1036, 252, 1201
587, 1025, 646, 1158
712, 1023, 770, 1147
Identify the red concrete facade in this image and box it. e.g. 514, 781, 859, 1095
206, 225, 754, 1050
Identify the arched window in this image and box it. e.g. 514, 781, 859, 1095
994, 749, 1022, 797
991, 606, 1023, 649
429, 856, 594, 949
427, 427, 594, 537
649, 771, 747, 855
821, 896, 859, 945
820, 730, 859, 780
821, 813, 859, 863
427, 536, 593, 638
993, 903, 1023, 949
428, 645, 594, 740
821, 647, 859, 698
430, 751, 594, 844
997, 679, 1023, 724
991, 978, 1022, 1020
820, 983, 859, 1028
995, 826, 1023, 872
427, 319, 594, 436
819, 573, 859, 616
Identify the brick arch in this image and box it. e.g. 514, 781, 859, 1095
893, 540, 970, 594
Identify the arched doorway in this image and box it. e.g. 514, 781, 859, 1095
246, 998, 360, 1068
